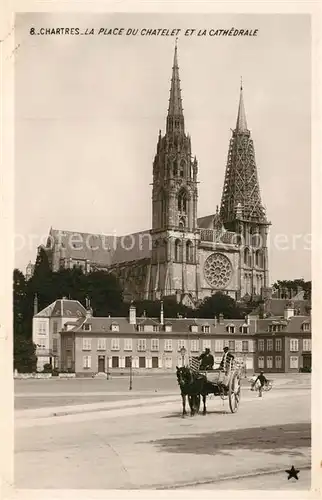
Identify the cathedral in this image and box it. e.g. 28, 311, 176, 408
37, 44, 271, 307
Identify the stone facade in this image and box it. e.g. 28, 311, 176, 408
36, 44, 270, 307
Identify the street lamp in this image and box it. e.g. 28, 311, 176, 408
180, 346, 187, 367
129, 355, 133, 391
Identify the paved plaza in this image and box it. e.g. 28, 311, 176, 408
15, 373, 311, 490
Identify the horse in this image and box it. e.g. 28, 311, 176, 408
176, 365, 209, 416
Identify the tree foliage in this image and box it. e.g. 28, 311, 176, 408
14, 336, 37, 373
196, 292, 244, 319
14, 254, 312, 373
134, 297, 194, 319
13, 269, 27, 336
273, 279, 311, 300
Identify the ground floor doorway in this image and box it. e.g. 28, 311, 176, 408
98, 356, 105, 372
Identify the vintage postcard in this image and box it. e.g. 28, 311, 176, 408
1, 2, 321, 499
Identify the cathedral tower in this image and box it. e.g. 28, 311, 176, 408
149, 42, 200, 301
220, 83, 270, 298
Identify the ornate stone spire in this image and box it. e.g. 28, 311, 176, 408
220, 83, 267, 224
236, 80, 248, 132
166, 40, 184, 134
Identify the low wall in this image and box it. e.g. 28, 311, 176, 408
14, 372, 52, 379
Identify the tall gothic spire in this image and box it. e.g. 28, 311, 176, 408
220, 83, 267, 224
236, 80, 248, 132
166, 40, 184, 134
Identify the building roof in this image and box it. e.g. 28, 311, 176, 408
255, 315, 311, 335
197, 214, 216, 229
47, 228, 152, 266
34, 299, 87, 319
264, 298, 310, 317
63, 315, 257, 335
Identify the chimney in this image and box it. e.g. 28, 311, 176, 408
160, 300, 164, 326
219, 313, 224, 325
33, 294, 38, 316
176, 290, 181, 304
245, 314, 250, 325
85, 298, 92, 319
129, 303, 136, 325
214, 315, 218, 327
284, 303, 295, 320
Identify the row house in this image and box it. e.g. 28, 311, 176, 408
254, 315, 311, 372
32, 299, 311, 375
60, 305, 257, 375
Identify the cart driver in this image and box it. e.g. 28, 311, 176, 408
219, 346, 235, 373
198, 348, 214, 371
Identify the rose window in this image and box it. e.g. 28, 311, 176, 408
204, 253, 232, 288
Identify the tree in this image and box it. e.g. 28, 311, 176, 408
85, 270, 124, 317
134, 297, 194, 319
196, 292, 243, 319
14, 336, 37, 373
28, 247, 54, 313
273, 279, 311, 300
13, 268, 37, 371
13, 269, 27, 336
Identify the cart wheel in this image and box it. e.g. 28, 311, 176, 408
228, 371, 241, 413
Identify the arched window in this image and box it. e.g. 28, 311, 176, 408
255, 250, 263, 268
186, 240, 193, 263
244, 248, 249, 265
180, 159, 185, 178
160, 192, 167, 228
175, 239, 181, 261
173, 160, 178, 177
178, 190, 187, 213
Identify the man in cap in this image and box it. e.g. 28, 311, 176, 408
198, 348, 214, 371
219, 346, 235, 374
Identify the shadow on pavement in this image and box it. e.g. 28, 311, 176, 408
147, 422, 310, 456
162, 410, 228, 419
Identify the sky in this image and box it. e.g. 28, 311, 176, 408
14, 13, 311, 285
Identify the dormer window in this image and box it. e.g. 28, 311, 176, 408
153, 325, 159, 332
302, 322, 310, 332
190, 325, 198, 333
202, 325, 210, 334
226, 325, 235, 334
111, 323, 119, 332
82, 323, 91, 331
165, 324, 172, 333
239, 325, 249, 334
137, 325, 144, 332
269, 324, 284, 333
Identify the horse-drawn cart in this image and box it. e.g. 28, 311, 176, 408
176, 359, 242, 416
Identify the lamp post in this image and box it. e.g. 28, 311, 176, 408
129, 355, 133, 391
180, 346, 187, 367
243, 353, 247, 378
